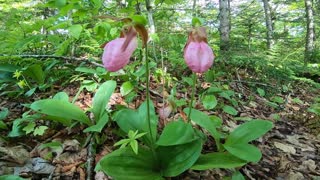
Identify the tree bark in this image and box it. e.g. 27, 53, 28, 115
305, 0, 315, 63
262, 0, 274, 50
219, 0, 230, 52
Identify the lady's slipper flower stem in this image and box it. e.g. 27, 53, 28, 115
144, 45, 158, 162
187, 73, 197, 123
145, 45, 153, 145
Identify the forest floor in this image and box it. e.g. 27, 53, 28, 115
0, 74, 320, 180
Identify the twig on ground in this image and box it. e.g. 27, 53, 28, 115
0, 54, 104, 67
86, 134, 94, 180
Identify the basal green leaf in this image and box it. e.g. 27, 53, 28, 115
96, 147, 163, 180
92, 80, 116, 122
157, 139, 202, 177
202, 95, 218, 109
223, 143, 262, 163
223, 105, 238, 116
0, 63, 20, 72
257, 88, 265, 97
75, 67, 97, 74
191, 152, 246, 170
115, 101, 158, 147
0, 108, 9, 120
25, 87, 37, 97
23, 64, 45, 84
156, 121, 198, 146
83, 112, 109, 133
232, 171, 246, 180
120, 81, 134, 96
0, 175, 26, 180
30, 99, 91, 125
53, 92, 69, 102
0, 121, 7, 130
183, 108, 221, 140
225, 120, 273, 145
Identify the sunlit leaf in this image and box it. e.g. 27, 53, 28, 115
92, 80, 116, 122
96, 147, 163, 180
30, 99, 91, 125
68, 24, 83, 39
223, 105, 238, 115
156, 121, 198, 146
191, 152, 246, 170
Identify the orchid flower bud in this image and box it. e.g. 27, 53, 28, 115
102, 27, 138, 72
184, 27, 214, 73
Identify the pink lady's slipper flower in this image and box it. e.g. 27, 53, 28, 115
184, 27, 214, 73
102, 27, 138, 72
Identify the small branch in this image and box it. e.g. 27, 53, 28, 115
0, 54, 104, 67
86, 134, 94, 180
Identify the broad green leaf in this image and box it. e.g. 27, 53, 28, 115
191, 152, 246, 170
225, 120, 273, 145
53, 92, 69, 102
23, 64, 45, 84
156, 121, 198, 146
292, 97, 303, 104
8, 114, 40, 137
0, 108, 9, 120
0, 63, 20, 72
182, 77, 193, 86
45, 115, 72, 126
92, 80, 116, 122
138, 101, 158, 144
25, 87, 37, 97
0, 121, 7, 130
257, 88, 265, 97
202, 95, 218, 109
0, 175, 26, 180
131, 15, 148, 26
157, 139, 202, 177
23, 122, 36, 134
33, 126, 48, 136
75, 67, 97, 74
223, 143, 262, 163
68, 24, 83, 39
8, 118, 27, 137
115, 101, 158, 147
271, 96, 284, 104
223, 105, 238, 115
120, 81, 134, 96
83, 112, 109, 133
96, 147, 163, 180
82, 80, 98, 92
30, 99, 91, 125
232, 171, 246, 180
183, 108, 221, 140
39, 142, 62, 150
219, 90, 235, 100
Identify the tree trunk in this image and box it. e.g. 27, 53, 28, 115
219, 0, 230, 52
262, 0, 274, 49
305, 0, 315, 63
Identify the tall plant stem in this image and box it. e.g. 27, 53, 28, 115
187, 73, 197, 123
145, 45, 155, 148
